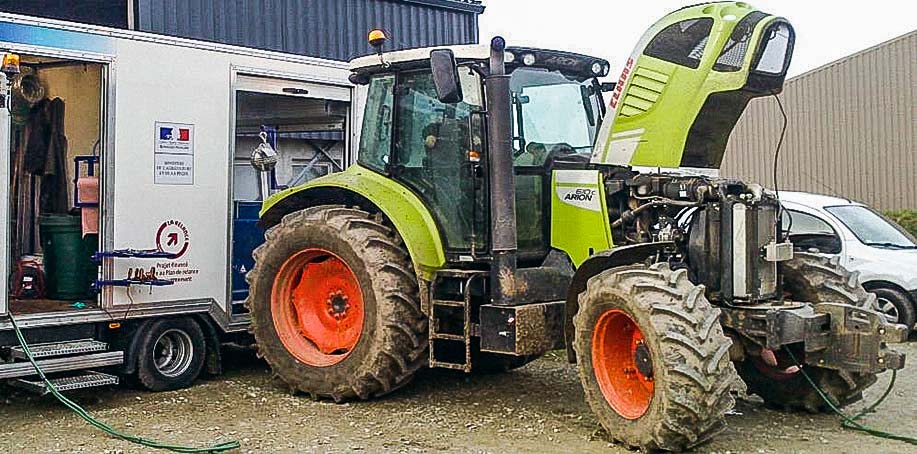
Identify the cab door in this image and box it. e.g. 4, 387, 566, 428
389, 67, 486, 259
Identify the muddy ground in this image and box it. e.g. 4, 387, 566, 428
0, 342, 914, 453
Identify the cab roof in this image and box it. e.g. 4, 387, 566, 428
349, 44, 610, 81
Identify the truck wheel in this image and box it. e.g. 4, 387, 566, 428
573, 263, 737, 451
246, 206, 427, 401
135, 317, 206, 392
737, 253, 878, 412
869, 286, 915, 335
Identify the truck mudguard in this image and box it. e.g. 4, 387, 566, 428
260, 165, 446, 279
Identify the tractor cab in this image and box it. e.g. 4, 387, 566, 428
349, 41, 611, 265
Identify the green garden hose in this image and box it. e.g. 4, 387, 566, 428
8, 314, 240, 453
787, 349, 917, 446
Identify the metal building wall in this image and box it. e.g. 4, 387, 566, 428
0, 0, 127, 28
136, 0, 482, 61
720, 30, 916, 211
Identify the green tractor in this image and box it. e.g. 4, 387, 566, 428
246, 2, 907, 450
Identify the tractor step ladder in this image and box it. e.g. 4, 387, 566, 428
428, 269, 486, 373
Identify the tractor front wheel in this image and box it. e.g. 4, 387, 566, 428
246, 206, 427, 401
737, 253, 879, 412
574, 263, 737, 452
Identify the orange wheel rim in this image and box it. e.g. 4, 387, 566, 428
592, 309, 654, 419
271, 248, 365, 367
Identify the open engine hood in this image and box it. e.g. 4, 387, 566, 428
591, 2, 795, 169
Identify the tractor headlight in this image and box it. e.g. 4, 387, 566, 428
504, 51, 515, 64
522, 53, 536, 66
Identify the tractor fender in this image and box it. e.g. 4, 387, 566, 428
259, 165, 446, 280
564, 241, 674, 363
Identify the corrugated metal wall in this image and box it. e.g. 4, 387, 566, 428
721, 30, 916, 211
136, 0, 482, 61
0, 0, 127, 27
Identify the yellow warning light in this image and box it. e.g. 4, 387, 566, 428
368, 29, 387, 48
108, 322, 122, 329
1, 53, 21, 76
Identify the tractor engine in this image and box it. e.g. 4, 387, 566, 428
604, 170, 792, 304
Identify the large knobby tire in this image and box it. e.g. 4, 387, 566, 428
134, 317, 207, 392
737, 253, 878, 412
574, 263, 737, 452
245, 206, 427, 401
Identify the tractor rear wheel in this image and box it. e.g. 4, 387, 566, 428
737, 253, 878, 412
573, 263, 737, 452
246, 206, 427, 401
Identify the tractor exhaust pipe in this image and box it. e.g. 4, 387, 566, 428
485, 36, 518, 305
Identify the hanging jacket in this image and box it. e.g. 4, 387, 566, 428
25, 98, 69, 214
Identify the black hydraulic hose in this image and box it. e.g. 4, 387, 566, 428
612, 198, 700, 229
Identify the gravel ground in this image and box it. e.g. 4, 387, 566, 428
0, 342, 914, 453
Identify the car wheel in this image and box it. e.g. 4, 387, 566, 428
870, 287, 916, 335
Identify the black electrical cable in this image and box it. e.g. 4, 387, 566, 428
786, 349, 917, 445
7, 313, 240, 453
770, 92, 793, 239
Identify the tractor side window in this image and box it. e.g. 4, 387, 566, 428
393, 70, 479, 251
713, 11, 767, 72
643, 18, 713, 69
357, 75, 395, 173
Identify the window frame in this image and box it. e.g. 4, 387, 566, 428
643, 17, 715, 69
356, 74, 397, 175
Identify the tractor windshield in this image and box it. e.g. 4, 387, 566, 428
510, 68, 602, 166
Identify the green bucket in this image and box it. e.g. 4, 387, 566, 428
39, 214, 98, 300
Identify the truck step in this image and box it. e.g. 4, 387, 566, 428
10, 339, 109, 360
0, 351, 123, 379
12, 371, 119, 395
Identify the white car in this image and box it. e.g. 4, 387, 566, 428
779, 191, 917, 334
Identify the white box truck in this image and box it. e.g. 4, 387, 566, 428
0, 12, 359, 393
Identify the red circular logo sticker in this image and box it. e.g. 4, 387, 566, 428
156, 220, 190, 259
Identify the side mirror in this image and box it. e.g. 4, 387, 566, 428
430, 49, 463, 103
600, 82, 616, 92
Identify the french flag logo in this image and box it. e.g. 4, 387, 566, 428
160, 127, 191, 142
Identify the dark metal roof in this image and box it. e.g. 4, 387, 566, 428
0, 0, 128, 28
398, 0, 485, 13
136, 0, 482, 61
0, 0, 482, 61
